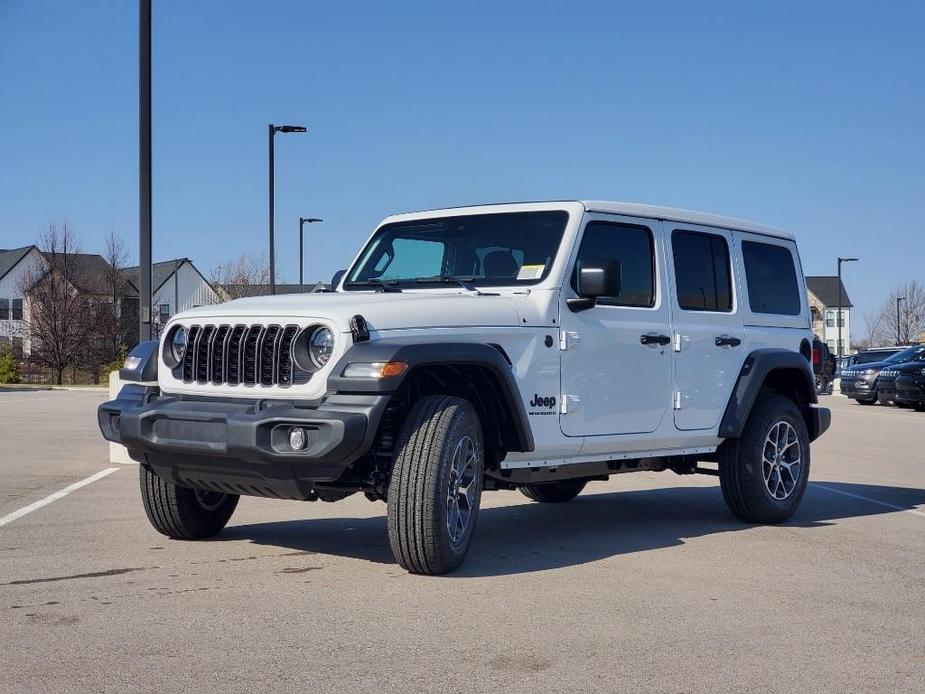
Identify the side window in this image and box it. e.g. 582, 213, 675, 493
671, 230, 732, 312
11, 299, 23, 321
0, 298, 9, 320
571, 221, 655, 307
741, 241, 800, 315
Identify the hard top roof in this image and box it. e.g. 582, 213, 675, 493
380, 200, 792, 240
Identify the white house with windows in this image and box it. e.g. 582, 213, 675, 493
806, 276, 852, 353
0, 245, 45, 358
122, 258, 218, 336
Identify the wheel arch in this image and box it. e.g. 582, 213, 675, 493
328, 340, 535, 457
719, 349, 823, 441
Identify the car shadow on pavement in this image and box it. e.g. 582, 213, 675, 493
216, 481, 925, 577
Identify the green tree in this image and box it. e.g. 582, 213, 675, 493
0, 343, 21, 384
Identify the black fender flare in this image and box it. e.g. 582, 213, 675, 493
719, 348, 823, 440
119, 340, 159, 382
328, 340, 534, 452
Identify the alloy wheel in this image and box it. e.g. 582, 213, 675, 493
446, 435, 479, 543
762, 421, 802, 500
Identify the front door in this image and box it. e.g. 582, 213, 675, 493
667, 224, 746, 430
559, 215, 672, 436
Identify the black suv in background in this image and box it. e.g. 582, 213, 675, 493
876, 353, 925, 406
895, 357, 925, 411
840, 344, 925, 405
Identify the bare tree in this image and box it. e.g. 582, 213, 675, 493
862, 309, 883, 347
94, 230, 132, 364
876, 279, 925, 345
18, 222, 93, 385
209, 251, 271, 300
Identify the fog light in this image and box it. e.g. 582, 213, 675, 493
289, 427, 306, 451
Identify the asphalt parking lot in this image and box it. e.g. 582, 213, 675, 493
1, 390, 923, 693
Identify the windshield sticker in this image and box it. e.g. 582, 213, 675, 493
516, 264, 545, 281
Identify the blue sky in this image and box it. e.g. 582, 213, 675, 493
1, 0, 923, 326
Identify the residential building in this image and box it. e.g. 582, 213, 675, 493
806, 276, 853, 354
1, 248, 216, 360
0, 245, 45, 358
121, 258, 218, 335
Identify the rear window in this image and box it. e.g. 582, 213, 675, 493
741, 241, 801, 315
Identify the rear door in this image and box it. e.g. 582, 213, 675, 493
668, 225, 746, 430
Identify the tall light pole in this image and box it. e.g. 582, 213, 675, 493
837, 257, 858, 358
139, 0, 152, 341
299, 217, 323, 292
268, 124, 306, 294
896, 296, 906, 345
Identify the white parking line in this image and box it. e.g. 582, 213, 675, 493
815, 483, 925, 518
0, 468, 120, 527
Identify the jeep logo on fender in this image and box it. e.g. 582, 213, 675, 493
529, 394, 557, 409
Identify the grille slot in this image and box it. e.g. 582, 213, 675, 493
180, 323, 303, 388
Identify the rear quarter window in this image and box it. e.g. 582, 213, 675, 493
741, 240, 801, 315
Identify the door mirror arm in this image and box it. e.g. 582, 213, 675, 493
566, 296, 597, 312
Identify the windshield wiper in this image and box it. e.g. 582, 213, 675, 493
343, 279, 402, 293
414, 275, 481, 294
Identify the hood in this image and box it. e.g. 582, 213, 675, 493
173, 290, 525, 333
895, 360, 925, 374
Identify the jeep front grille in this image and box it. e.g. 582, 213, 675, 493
181, 324, 302, 387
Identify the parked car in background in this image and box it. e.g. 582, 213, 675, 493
812, 338, 835, 394
894, 356, 925, 411
840, 344, 925, 405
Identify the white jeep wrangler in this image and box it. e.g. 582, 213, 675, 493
99, 201, 830, 574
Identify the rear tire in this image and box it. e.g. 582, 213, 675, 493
139, 464, 238, 539
387, 395, 484, 575
719, 394, 810, 524
855, 397, 876, 405
520, 479, 587, 503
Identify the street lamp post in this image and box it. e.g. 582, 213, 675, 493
138, 0, 152, 341
268, 123, 307, 295
299, 217, 323, 292
896, 296, 906, 345
836, 256, 858, 358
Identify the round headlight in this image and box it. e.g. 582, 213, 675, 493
170, 326, 187, 364
308, 326, 335, 368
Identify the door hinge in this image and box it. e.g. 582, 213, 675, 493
561, 394, 581, 414
559, 330, 580, 351
673, 333, 684, 352
673, 391, 682, 410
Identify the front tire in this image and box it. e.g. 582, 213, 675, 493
855, 397, 876, 405
140, 464, 238, 539
387, 395, 484, 575
520, 479, 587, 503
719, 394, 810, 524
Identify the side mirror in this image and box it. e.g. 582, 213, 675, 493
567, 261, 621, 312
330, 269, 346, 291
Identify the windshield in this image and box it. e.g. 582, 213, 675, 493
884, 345, 925, 363
855, 350, 900, 364
345, 211, 569, 289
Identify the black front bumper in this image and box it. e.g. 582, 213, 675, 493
895, 376, 925, 404
840, 377, 876, 400
99, 385, 389, 499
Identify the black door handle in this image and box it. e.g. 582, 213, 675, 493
641, 333, 671, 346
715, 335, 742, 347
